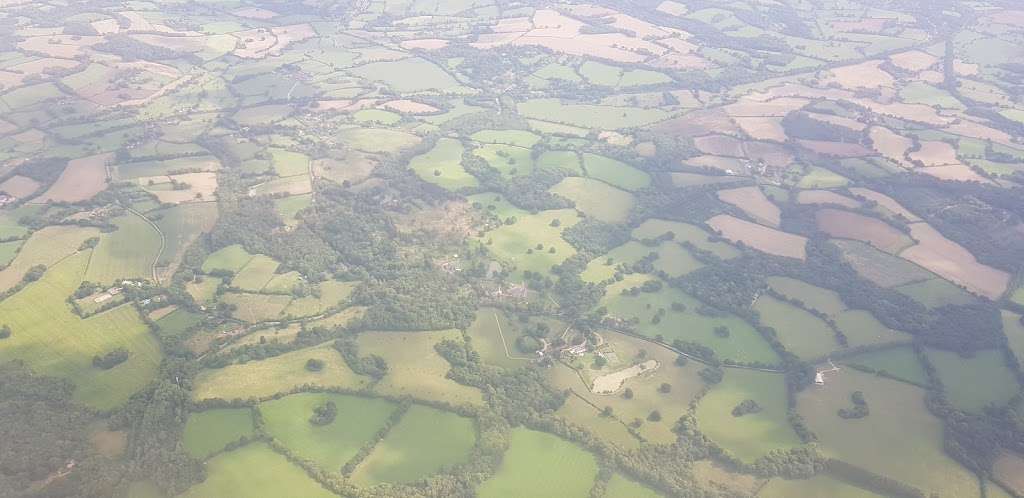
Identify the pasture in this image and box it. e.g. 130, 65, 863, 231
582, 153, 651, 190
352, 405, 476, 485
753, 295, 839, 359
894, 278, 977, 308
470, 129, 540, 147
230, 254, 281, 291
796, 369, 981, 497
0, 252, 160, 410
695, 369, 799, 462
759, 476, 880, 498
474, 143, 534, 177
191, 344, 370, 401
604, 474, 663, 498
358, 330, 485, 406
349, 57, 462, 93
0, 225, 99, 291
260, 392, 398, 471
550, 177, 634, 223
85, 213, 162, 284
602, 274, 780, 365
1003, 311, 1024, 366
465, 308, 531, 369
202, 244, 254, 273
178, 443, 338, 498
517, 98, 670, 130
632, 218, 740, 259
843, 346, 927, 386
480, 208, 580, 277
832, 239, 932, 288
537, 150, 583, 175
221, 292, 292, 322
152, 202, 218, 268
767, 276, 846, 315
477, 428, 598, 498
183, 408, 254, 459
410, 138, 478, 189
926, 348, 1019, 413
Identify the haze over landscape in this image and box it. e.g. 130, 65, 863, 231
1, 0, 1024, 497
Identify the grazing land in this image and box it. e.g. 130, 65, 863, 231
477, 428, 598, 498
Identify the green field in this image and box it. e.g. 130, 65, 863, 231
754, 295, 839, 359
926, 348, 1019, 413
843, 346, 927, 385
260, 392, 398, 471
336, 128, 421, 154
632, 219, 741, 259
274, 194, 312, 224
354, 109, 401, 125
579, 61, 672, 87
179, 443, 337, 498
358, 330, 484, 406
183, 408, 254, 460
0, 240, 22, 267
0, 225, 100, 291
797, 166, 849, 188
0, 252, 160, 409
550, 177, 634, 223
232, 104, 293, 126
601, 274, 779, 365
269, 148, 311, 177
767, 276, 846, 315
352, 405, 476, 485
230, 254, 281, 291
479, 208, 580, 277
84, 213, 161, 283
517, 99, 671, 130
465, 308, 531, 369
152, 203, 218, 267
349, 57, 462, 93
796, 369, 981, 497
1003, 310, 1024, 365
832, 239, 932, 288
222, 292, 293, 322
474, 143, 534, 177
477, 428, 598, 498
192, 344, 371, 401
834, 309, 909, 347
470, 129, 540, 148
894, 278, 978, 308
409, 138, 478, 189
282, 280, 355, 317
695, 368, 800, 462
582, 153, 651, 191
537, 150, 583, 175
759, 475, 882, 498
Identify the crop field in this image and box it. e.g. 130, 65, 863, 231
899, 222, 1010, 300
358, 330, 485, 406
581, 153, 651, 191
85, 213, 162, 284
202, 244, 254, 273
753, 295, 839, 359
815, 209, 913, 254
926, 349, 1019, 413
192, 344, 370, 401
0, 252, 160, 409
706, 214, 807, 260
352, 405, 476, 485
832, 239, 933, 288
550, 177, 634, 223
602, 274, 779, 365
179, 443, 338, 498
695, 369, 799, 462
716, 186, 780, 227
479, 208, 579, 277
796, 369, 981, 497
409, 138, 478, 189
477, 428, 598, 498
183, 408, 254, 459
260, 392, 398, 471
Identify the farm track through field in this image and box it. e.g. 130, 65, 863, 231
493, 311, 531, 361
127, 208, 165, 285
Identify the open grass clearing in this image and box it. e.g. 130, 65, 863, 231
230, 254, 280, 291
192, 343, 371, 402
465, 308, 531, 369
261, 392, 398, 472
474, 143, 534, 177
222, 292, 292, 323
632, 218, 740, 259
0, 225, 99, 291
349, 57, 462, 93
759, 476, 882, 498
604, 473, 663, 498
478, 208, 579, 277
695, 368, 800, 462
183, 408, 254, 460
894, 278, 977, 308
517, 98, 670, 130
477, 428, 597, 498
410, 138, 478, 190
842, 346, 927, 386
352, 404, 476, 485
582, 153, 650, 191
536, 150, 583, 175
470, 129, 540, 148
202, 244, 253, 273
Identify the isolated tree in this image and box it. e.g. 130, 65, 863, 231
659, 383, 672, 394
